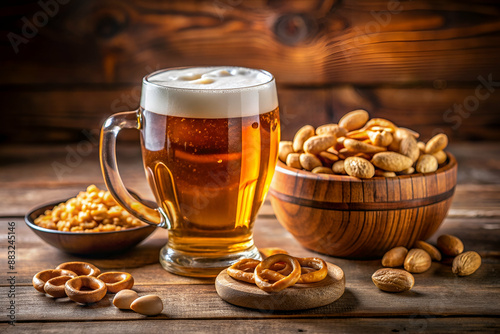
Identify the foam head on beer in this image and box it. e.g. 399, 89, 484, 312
141, 66, 278, 118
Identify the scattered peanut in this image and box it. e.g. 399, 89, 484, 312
372, 268, 414, 292
375, 236, 480, 293
452, 251, 481, 276
437, 234, 464, 257
113, 289, 139, 309
404, 248, 432, 273
414, 240, 442, 262
381, 247, 408, 268
130, 295, 164, 316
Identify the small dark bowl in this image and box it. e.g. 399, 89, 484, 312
25, 199, 157, 256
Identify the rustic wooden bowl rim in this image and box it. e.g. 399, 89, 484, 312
274, 152, 457, 183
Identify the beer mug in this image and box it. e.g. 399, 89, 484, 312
100, 67, 280, 277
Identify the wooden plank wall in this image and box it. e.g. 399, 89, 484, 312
1, 0, 500, 143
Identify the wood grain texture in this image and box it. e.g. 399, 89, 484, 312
1, 0, 499, 85
2, 85, 499, 143
1, 259, 499, 321
1, 0, 500, 143
0, 142, 498, 332
269, 154, 457, 257
1, 318, 499, 334
1, 143, 499, 217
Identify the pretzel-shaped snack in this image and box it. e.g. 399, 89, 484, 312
33, 269, 77, 292
56, 262, 101, 277
65, 276, 107, 304
271, 262, 293, 275
296, 257, 328, 283
227, 259, 260, 284
254, 254, 301, 292
44, 275, 74, 298
97, 272, 134, 293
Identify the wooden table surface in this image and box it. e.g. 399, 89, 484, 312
1, 143, 499, 333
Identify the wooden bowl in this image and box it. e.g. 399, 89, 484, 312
269, 153, 457, 258
25, 199, 157, 256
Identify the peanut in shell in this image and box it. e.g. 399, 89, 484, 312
299, 153, 322, 171
372, 268, 414, 293
404, 248, 432, 274
343, 138, 387, 154
292, 125, 315, 153
332, 160, 346, 174
338, 109, 369, 131
371, 152, 413, 172
452, 251, 481, 276
381, 247, 408, 267
425, 133, 448, 154
303, 135, 336, 155
278, 141, 293, 163
368, 130, 393, 147
416, 154, 438, 173
414, 240, 442, 261
433, 150, 447, 164
286, 153, 301, 169
316, 124, 347, 138
311, 166, 334, 174
399, 135, 420, 163
437, 234, 464, 256
344, 157, 375, 178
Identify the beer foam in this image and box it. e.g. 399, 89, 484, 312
140, 67, 278, 118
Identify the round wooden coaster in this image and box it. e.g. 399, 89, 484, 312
215, 262, 345, 311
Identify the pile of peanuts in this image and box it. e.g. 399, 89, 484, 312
34, 185, 145, 232
372, 235, 482, 293
279, 109, 449, 178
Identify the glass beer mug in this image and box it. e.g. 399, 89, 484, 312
100, 67, 280, 277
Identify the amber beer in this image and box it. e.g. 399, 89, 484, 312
142, 107, 279, 244
136, 66, 279, 276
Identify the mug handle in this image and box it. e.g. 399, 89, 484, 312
100, 110, 166, 228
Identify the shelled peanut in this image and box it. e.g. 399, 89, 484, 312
280, 110, 450, 178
